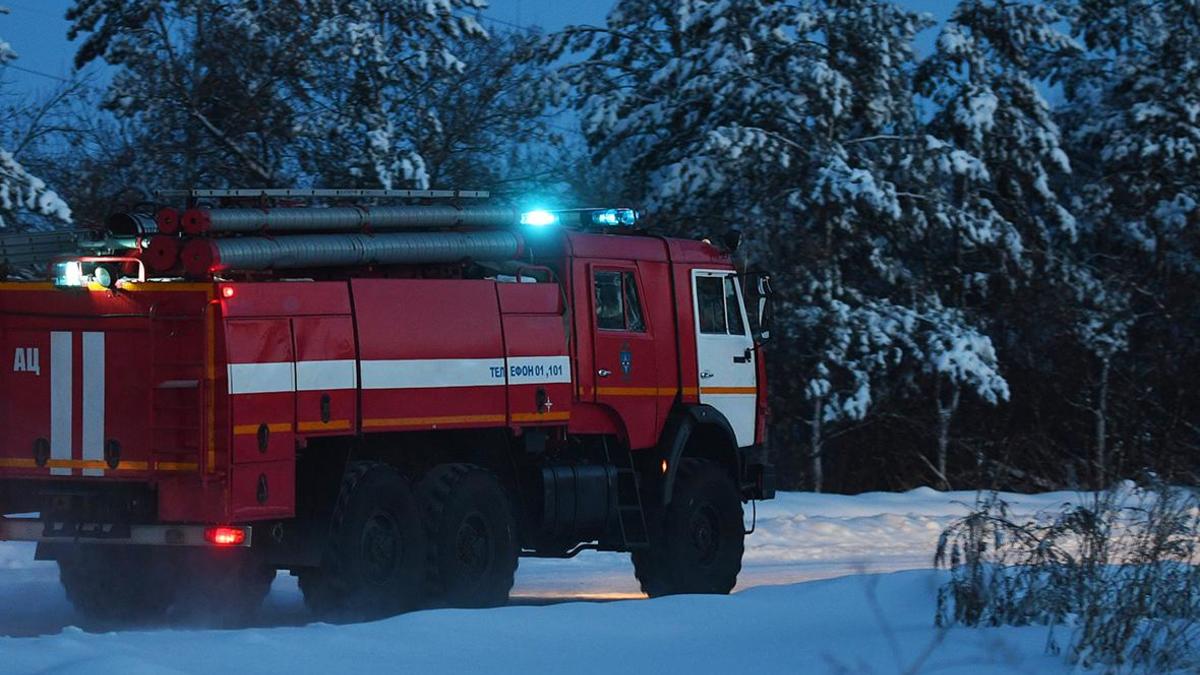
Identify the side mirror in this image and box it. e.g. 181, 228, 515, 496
746, 272, 774, 343
721, 229, 742, 253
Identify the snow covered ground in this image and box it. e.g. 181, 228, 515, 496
0, 488, 1085, 673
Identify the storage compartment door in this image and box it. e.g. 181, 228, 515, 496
224, 319, 295, 463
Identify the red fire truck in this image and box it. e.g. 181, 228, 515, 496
0, 189, 774, 622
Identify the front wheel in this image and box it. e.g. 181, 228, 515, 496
632, 459, 744, 597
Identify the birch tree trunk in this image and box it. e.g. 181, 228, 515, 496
811, 398, 824, 493
935, 377, 960, 491
1094, 356, 1111, 489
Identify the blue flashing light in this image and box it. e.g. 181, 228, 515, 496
591, 209, 639, 227
520, 210, 559, 228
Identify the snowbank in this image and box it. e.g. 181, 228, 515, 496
2, 570, 1066, 674
0, 488, 1089, 673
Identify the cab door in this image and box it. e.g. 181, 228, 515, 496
590, 264, 659, 448
692, 270, 757, 448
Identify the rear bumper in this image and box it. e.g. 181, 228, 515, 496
0, 516, 252, 548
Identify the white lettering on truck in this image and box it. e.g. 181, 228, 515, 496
13, 347, 39, 375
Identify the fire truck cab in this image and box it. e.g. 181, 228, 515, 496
0, 191, 774, 622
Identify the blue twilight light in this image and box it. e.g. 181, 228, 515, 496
591, 208, 639, 227
520, 210, 559, 227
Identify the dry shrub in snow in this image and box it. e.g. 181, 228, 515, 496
935, 478, 1200, 673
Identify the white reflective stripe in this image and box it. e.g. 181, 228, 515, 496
81, 332, 105, 476
506, 355, 572, 385
361, 358, 506, 390
49, 332, 72, 476
295, 359, 357, 391
230, 356, 572, 392
227, 362, 295, 395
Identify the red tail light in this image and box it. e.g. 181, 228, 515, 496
204, 526, 247, 546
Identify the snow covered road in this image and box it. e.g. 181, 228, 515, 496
0, 488, 1083, 673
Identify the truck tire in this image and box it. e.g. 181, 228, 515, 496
174, 550, 275, 626
417, 464, 518, 608
298, 461, 426, 621
631, 458, 744, 597
57, 546, 175, 623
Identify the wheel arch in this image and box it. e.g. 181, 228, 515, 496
659, 404, 740, 506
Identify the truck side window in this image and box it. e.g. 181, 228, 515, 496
595, 269, 646, 332
724, 276, 746, 336
595, 271, 625, 330
623, 272, 645, 332
697, 276, 728, 334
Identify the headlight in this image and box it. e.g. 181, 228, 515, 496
52, 261, 84, 287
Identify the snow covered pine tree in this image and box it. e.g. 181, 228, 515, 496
288, 0, 489, 189
1051, 0, 1200, 482
66, 0, 489, 189
915, 0, 1081, 483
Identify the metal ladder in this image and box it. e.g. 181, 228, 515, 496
602, 438, 650, 550
0, 228, 90, 273
148, 312, 207, 471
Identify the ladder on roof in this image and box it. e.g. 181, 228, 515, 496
0, 228, 91, 273
155, 188, 490, 201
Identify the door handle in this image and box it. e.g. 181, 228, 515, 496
700, 370, 714, 379
733, 348, 752, 364
598, 369, 612, 377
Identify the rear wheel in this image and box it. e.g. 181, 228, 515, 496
174, 550, 275, 626
298, 462, 426, 621
632, 458, 744, 597
417, 464, 518, 608
57, 545, 175, 623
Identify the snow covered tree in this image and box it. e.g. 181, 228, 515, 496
67, 0, 308, 186
286, 0, 488, 189
549, 0, 1010, 490
914, 0, 1080, 483
0, 17, 71, 228
66, 0, 489, 189
1056, 0, 1200, 274
1052, 0, 1200, 484
917, 0, 1079, 286
313, 27, 553, 194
